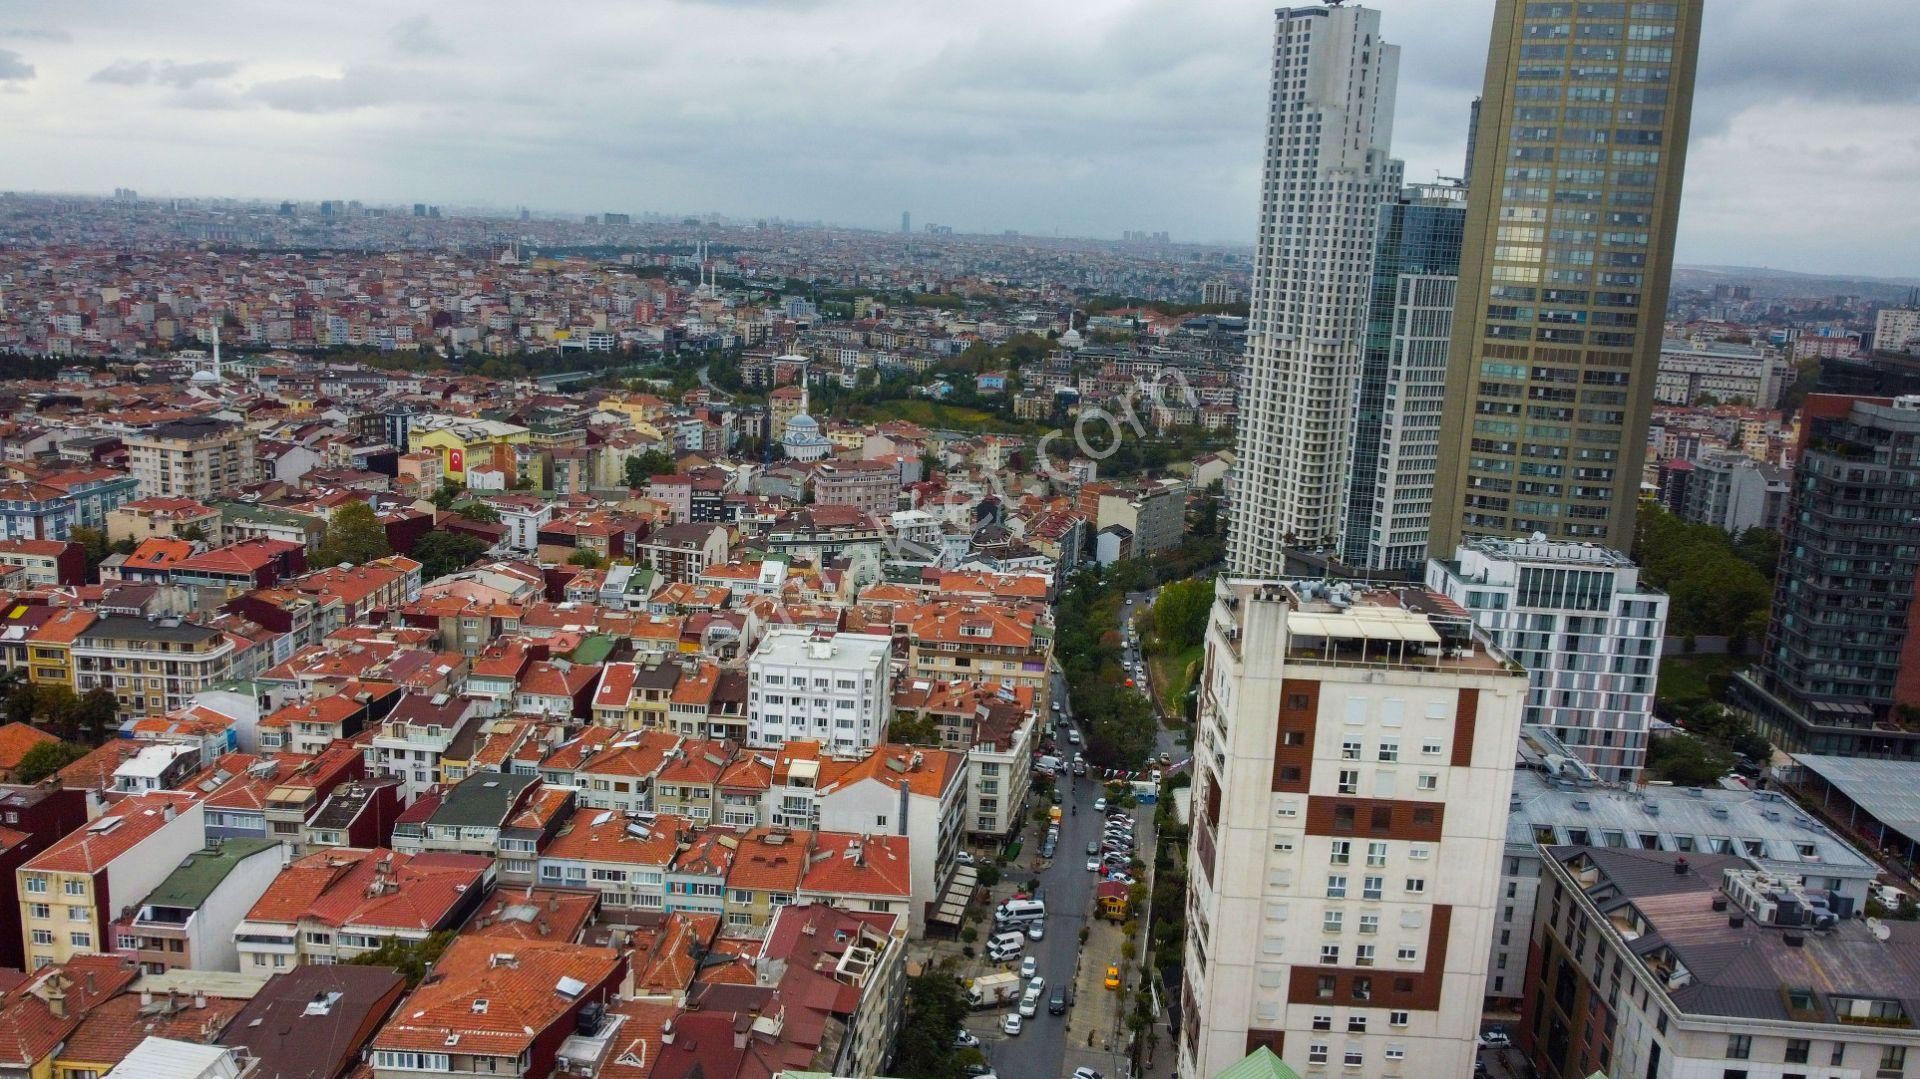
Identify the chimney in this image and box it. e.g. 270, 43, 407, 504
162, 801, 177, 822
549, 895, 560, 913
84, 970, 96, 996
45, 978, 66, 1020
660, 1019, 675, 1045
193, 989, 207, 1010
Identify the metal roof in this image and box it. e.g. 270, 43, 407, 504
1792, 754, 1920, 844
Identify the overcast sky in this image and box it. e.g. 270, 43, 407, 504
1, 1, 1915, 277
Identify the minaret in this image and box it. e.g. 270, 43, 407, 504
211, 319, 221, 380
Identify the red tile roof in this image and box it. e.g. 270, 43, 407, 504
0, 955, 139, 1070
372, 937, 622, 1059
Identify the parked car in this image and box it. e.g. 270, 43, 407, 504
1074, 1069, 1105, 1079
1479, 1029, 1511, 1048
1086, 840, 1100, 856
955, 850, 976, 866
1068, 730, 1081, 744
1093, 798, 1107, 812
1018, 988, 1041, 1018
1001, 1013, 1023, 1036
1104, 965, 1121, 990
1086, 856, 1103, 872
1020, 955, 1038, 980
1027, 919, 1045, 940
953, 1030, 981, 1049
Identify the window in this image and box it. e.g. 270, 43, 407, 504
64, 879, 85, 896
24, 875, 46, 894
1389, 1010, 1410, 1027
1327, 875, 1348, 898
1356, 944, 1375, 966
1312, 1013, 1333, 1031
1386, 1046, 1407, 1062
1417, 773, 1439, 791
1410, 844, 1431, 860
1881, 1046, 1906, 1076
1785, 1040, 1809, 1064
1421, 740, 1443, 756
1309, 1043, 1329, 1065
1315, 975, 1336, 1000
1725, 1035, 1750, 1060
1330, 841, 1352, 865
1338, 769, 1360, 794
1342, 738, 1363, 760
28, 903, 49, 919
1405, 878, 1427, 894
1367, 842, 1388, 867
1359, 914, 1380, 934
1378, 741, 1399, 762
31, 929, 54, 945
1324, 910, 1344, 932
1397, 946, 1418, 962
1284, 730, 1307, 746
1348, 1015, 1367, 1033
1363, 876, 1384, 901
1321, 944, 1341, 964
1345, 1047, 1364, 1067
70, 932, 91, 948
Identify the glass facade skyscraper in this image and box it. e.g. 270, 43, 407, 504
1343, 185, 1466, 572
1430, 0, 1702, 554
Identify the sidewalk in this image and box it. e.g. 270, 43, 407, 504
1062, 915, 1132, 1079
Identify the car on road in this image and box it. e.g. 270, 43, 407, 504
962, 1065, 993, 1078
1086, 840, 1100, 856
1068, 729, 1081, 744
1479, 1029, 1511, 1048
955, 850, 976, 866
1019, 955, 1038, 980
1026, 920, 1045, 940
952, 1030, 980, 1049
1072, 760, 1087, 776
1086, 856, 1102, 872
1074, 1069, 1105, 1079
1000, 1013, 1023, 1036
1104, 965, 1121, 990
1093, 798, 1107, 812
1018, 988, 1041, 1018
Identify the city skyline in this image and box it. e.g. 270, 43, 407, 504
0, 1, 1913, 275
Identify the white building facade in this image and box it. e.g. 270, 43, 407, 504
1227, 3, 1402, 574
746, 629, 894, 753
1179, 578, 1527, 1079
1361, 273, 1458, 573
1426, 538, 1667, 784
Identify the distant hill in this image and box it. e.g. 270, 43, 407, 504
1674, 264, 1920, 302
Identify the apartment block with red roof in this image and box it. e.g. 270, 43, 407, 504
537, 806, 687, 914
367, 691, 486, 806
169, 537, 308, 599
796, 831, 914, 926
0, 784, 89, 970
514, 658, 600, 720
368, 936, 625, 1079
754, 901, 910, 1079
564, 730, 681, 815
16, 791, 206, 968
0, 538, 86, 587
233, 847, 493, 971
818, 744, 967, 937
0, 954, 140, 1076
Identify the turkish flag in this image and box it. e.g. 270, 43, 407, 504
449, 448, 464, 473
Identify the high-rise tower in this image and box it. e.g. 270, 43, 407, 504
1227, 4, 1401, 576
1429, 0, 1702, 554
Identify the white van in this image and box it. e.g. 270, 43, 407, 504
995, 898, 1047, 925
986, 930, 1026, 961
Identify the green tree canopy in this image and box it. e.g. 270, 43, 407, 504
624, 450, 675, 487
1646, 733, 1735, 787
347, 929, 455, 987
313, 501, 392, 568
453, 501, 501, 524
1633, 505, 1772, 644
568, 549, 606, 569
890, 967, 970, 1079
1152, 578, 1213, 653
13, 739, 91, 783
412, 531, 488, 581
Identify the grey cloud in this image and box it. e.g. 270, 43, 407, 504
0, 27, 69, 42
389, 14, 451, 55
91, 58, 241, 88
0, 48, 33, 81
247, 65, 436, 113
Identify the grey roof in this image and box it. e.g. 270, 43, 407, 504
428, 771, 538, 828
80, 614, 223, 644
1555, 846, 1920, 1025
1508, 767, 1874, 876
1792, 754, 1920, 845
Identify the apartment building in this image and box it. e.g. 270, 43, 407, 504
814, 459, 901, 518
1678, 449, 1788, 535
536, 806, 682, 913
1525, 846, 1920, 1079
126, 418, 258, 500
1736, 395, 1920, 758
903, 600, 1052, 709
365, 692, 485, 805
1096, 479, 1188, 558
1344, 185, 1467, 574
818, 744, 967, 936
0, 538, 85, 587
1180, 578, 1528, 1079
108, 837, 283, 974
367, 936, 624, 1079
1490, 728, 1876, 1008
1655, 337, 1785, 408
1228, 3, 1403, 573
1427, 537, 1667, 782
748, 628, 894, 753
72, 615, 237, 717
17, 792, 207, 969
233, 847, 492, 971
634, 522, 729, 584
